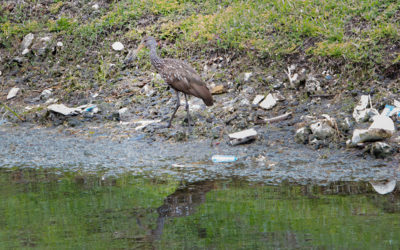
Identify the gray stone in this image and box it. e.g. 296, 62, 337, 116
310, 121, 335, 139
370, 142, 393, 158
295, 127, 311, 144
40, 89, 52, 100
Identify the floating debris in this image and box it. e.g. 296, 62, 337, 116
211, 155, 238, 163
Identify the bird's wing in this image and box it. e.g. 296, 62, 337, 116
159, 59, 213, 106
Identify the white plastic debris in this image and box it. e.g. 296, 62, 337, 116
370, 179, 396, 195
133, 119, 161, 131
351, 115, 394, 144
21, 33, 34, 50
45, 98, 58, 104
56, 41, 63, 47
92, 3, 99, 10
21, 48, 30, 55
211, 155, 238, 163
353, 95, 378, 122
252, 95, 265, 105
243, 72, 253, 82
48, 104, 80, 116
259, 93, 277, 110
118, 107, 128, 115
7, 87, 20, 100
369, 115, 395, 135
112, 42, 124, 51
228, 128, 257, 145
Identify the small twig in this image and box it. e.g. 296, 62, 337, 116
256, 112, 292, 124
310, 94, 335, 98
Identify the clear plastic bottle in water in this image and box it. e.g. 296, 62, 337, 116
211, 155, 238, 163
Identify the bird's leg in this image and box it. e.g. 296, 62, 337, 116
184, 94, 191, 127
167, 91, 180, 128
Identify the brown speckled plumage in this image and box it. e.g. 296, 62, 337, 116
141, 36, 213, 127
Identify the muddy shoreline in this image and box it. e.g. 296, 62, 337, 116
1, 121, 397, 184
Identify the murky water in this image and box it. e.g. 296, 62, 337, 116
1, 168, 400, 249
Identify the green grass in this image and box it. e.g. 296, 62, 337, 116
0, 0, 399, 89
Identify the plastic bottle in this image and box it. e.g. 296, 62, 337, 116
211, 155, 238, 163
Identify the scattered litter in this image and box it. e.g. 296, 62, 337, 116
351, 115, 394, 144
353, 95, 378, 122
21, 33, 34, 50
252, 95, 265, 105
7, 87, 20, 100
47, 104, 80, 116
381, 102, 400, 117
84, 105, 98, 113
45, 98, 58, 104
257, 112, 292, 124
259, 93, 277, 110
243, 72, 253, 82
22, 49, 30, 55
228, 128, 257, 146
56, 41, 63, 47
211, 155, 238, 163
369, 115, 395, 135
133, 119, 162, 131
118, 107, 128, 115
92, 3, 99, 9
112, 42, 124, 51
370, 179, 396, 195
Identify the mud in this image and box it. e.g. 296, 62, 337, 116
0, 122, 397, 185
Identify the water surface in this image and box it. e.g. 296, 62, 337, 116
1, 168, 399, 249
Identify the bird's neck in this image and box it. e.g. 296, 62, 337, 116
149, 46, 163, 69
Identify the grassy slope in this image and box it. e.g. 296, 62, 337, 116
0, 0, 399, 96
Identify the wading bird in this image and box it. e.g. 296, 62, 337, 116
137, 36, 213, 128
